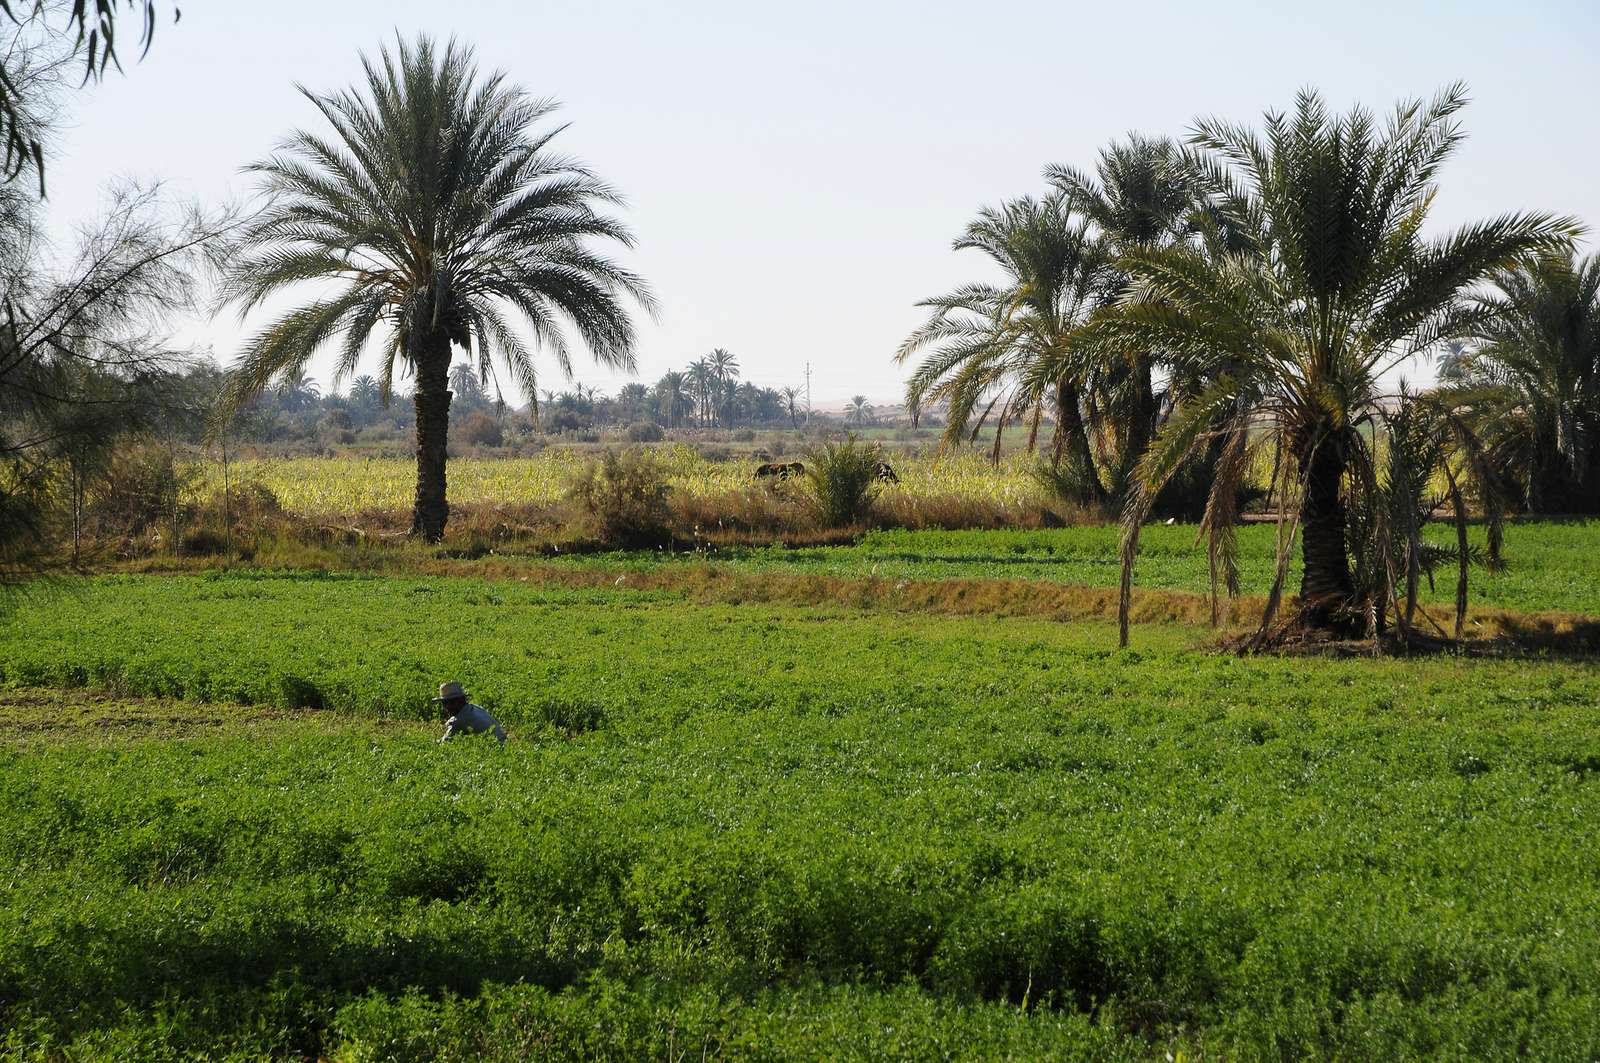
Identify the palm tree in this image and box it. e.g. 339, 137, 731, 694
1047, 135, 1199, 482
615, 381, 650, 421
709, 347, 739, 382
349, 374, 380, 410
781, 385, 803, 428
276, 371, 321, 412
1105, 84, 1578, 643
708, 347, 739, 425
449, 362, 488, 411
217, 36, 653, 540
844, 395, 876, 427
686, 358, 714, 427
1441, 251, 1600, 514
897, 191, 1114, 502
754, 386, 785, 424
728, 380, 754, 425
655, 371, 688, 428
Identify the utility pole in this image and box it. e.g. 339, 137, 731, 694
804, 362, 812, 424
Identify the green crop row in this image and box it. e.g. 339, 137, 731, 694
2, 574, 1600, 1057
538, 518, 1600, 617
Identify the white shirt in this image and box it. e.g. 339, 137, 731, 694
439, 702, 506, 743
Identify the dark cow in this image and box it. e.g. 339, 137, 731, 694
755, 461, 807, 482
872, 460, 899, 484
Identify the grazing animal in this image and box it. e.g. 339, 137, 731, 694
872, 461, 899, 484
755, 461, 807, 482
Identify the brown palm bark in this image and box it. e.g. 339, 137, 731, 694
1054, 382, 1106, 507
1123, 354, 1158, 477
1297, 429, 1357, 631
411, 332, 453, 541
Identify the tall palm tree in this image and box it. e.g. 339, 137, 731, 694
217, 36, 653, 539
708, 347, 739, 425
1104, 84, 1578, 643
1441, 251, 1600, 513
655, 370, 688, 428
686, 358, 714, 427
781, 385, 803, 428
734, 380, 761, 426
1047, 135, 1199, 482
897, 191, 1115, 502
708, 347, 739, 382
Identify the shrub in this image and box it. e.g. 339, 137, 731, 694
192, 481, 284, 529
356, 425, 401, 446
542, 408, 586, 435
807, 436, 882, 528
566, 448, 674, 547
86, 445, 199, 541
1031, 457, 1101, 508
459, 411, 504, 448
625, 421, 664, 443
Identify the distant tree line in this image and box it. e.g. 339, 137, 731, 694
550, 348, 803, 432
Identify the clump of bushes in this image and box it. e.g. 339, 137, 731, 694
625, 421, 664, 443
86, 445, 199, 543
566, 448, 674, 547
184, 481, 288, 555
458, 411, 504, 448
807, 437, 882, 528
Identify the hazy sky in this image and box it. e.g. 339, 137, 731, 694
37, 0, 1600, 406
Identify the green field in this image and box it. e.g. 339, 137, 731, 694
4, 571, 1600, 1059
521, 519, 1600, 617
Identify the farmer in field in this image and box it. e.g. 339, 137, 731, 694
434, 680, 506, 743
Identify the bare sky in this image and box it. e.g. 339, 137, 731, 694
38, 0, 1600, 406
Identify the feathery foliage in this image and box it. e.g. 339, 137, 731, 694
1105, 84, 1580, 645
1440, 251, 1600, 514
218, 35, 652, 540
898, 192, 1115, 501
806, 436, 883, 527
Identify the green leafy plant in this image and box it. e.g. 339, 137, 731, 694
806, 436, 882, 528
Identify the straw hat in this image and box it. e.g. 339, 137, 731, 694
432, 680, 468, 702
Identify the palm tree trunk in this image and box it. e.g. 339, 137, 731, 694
1298, 432, 1355, 630
411, 334, 453, 541
1056, 383, 1105, 507
1125, 356, 1158, 475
